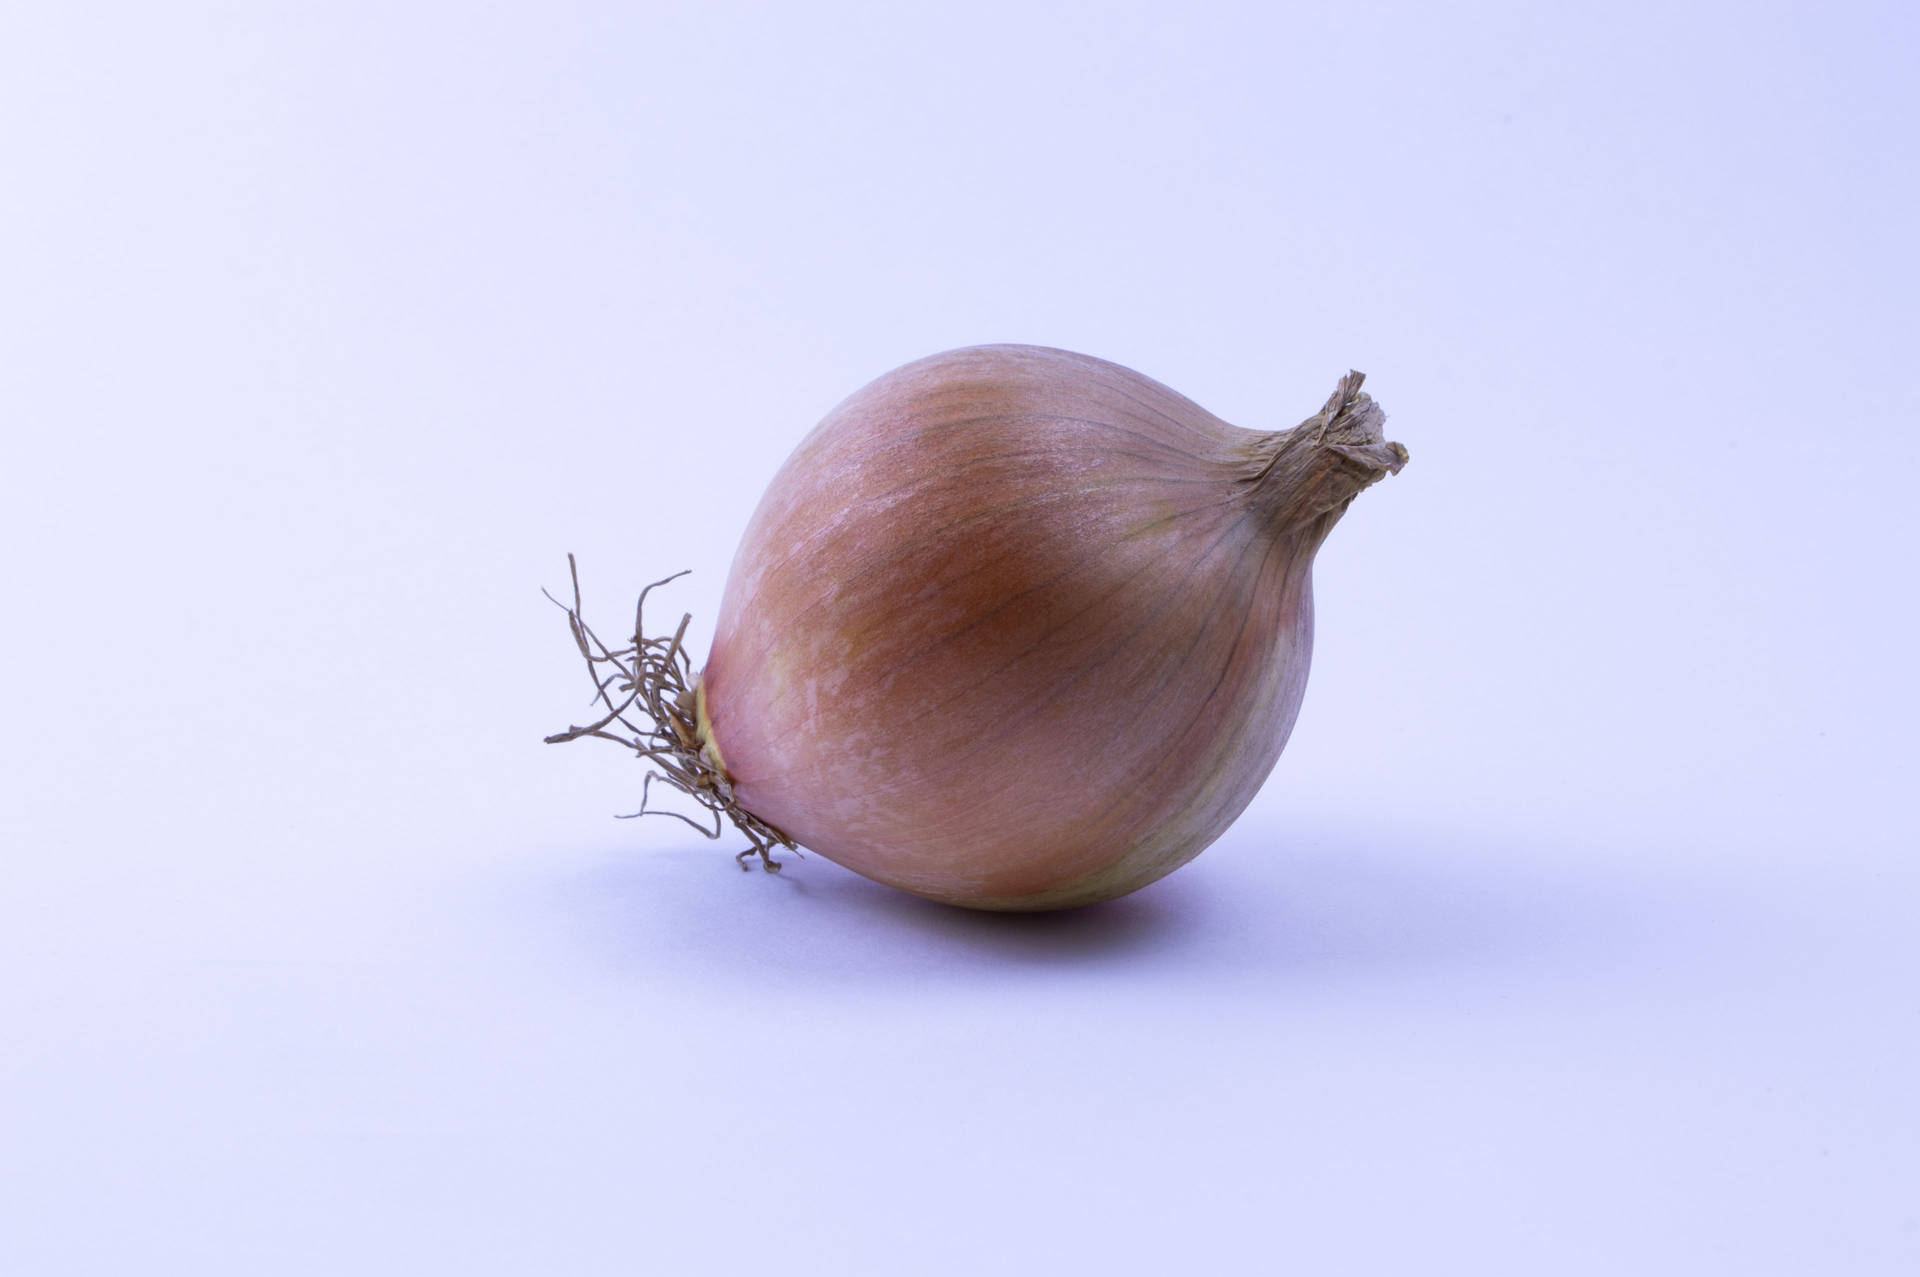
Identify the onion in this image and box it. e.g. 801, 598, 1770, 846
549, 344, 1405, 911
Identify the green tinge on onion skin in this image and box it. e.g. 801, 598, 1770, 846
681, 344, 1406, 911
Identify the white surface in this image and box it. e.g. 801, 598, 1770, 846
3, 2, 1916, 1272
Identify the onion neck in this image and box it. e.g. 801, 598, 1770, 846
1246, 371, 1407, 546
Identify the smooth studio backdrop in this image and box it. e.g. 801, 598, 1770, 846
3, 2, 1916, 1273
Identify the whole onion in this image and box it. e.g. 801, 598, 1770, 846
549, 344, 1405, 911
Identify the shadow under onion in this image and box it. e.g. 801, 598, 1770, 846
531, 819, 1652, 992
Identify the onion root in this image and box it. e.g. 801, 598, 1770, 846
543, 554, 795, 872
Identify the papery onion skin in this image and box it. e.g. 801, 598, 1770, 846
696, 344, 1404, 911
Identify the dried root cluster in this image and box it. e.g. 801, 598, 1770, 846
544, 555, 794, 871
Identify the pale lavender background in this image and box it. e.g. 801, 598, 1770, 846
3, 2, 1916, 1273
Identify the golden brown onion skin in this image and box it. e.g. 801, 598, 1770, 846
699, 344, 1402, 910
